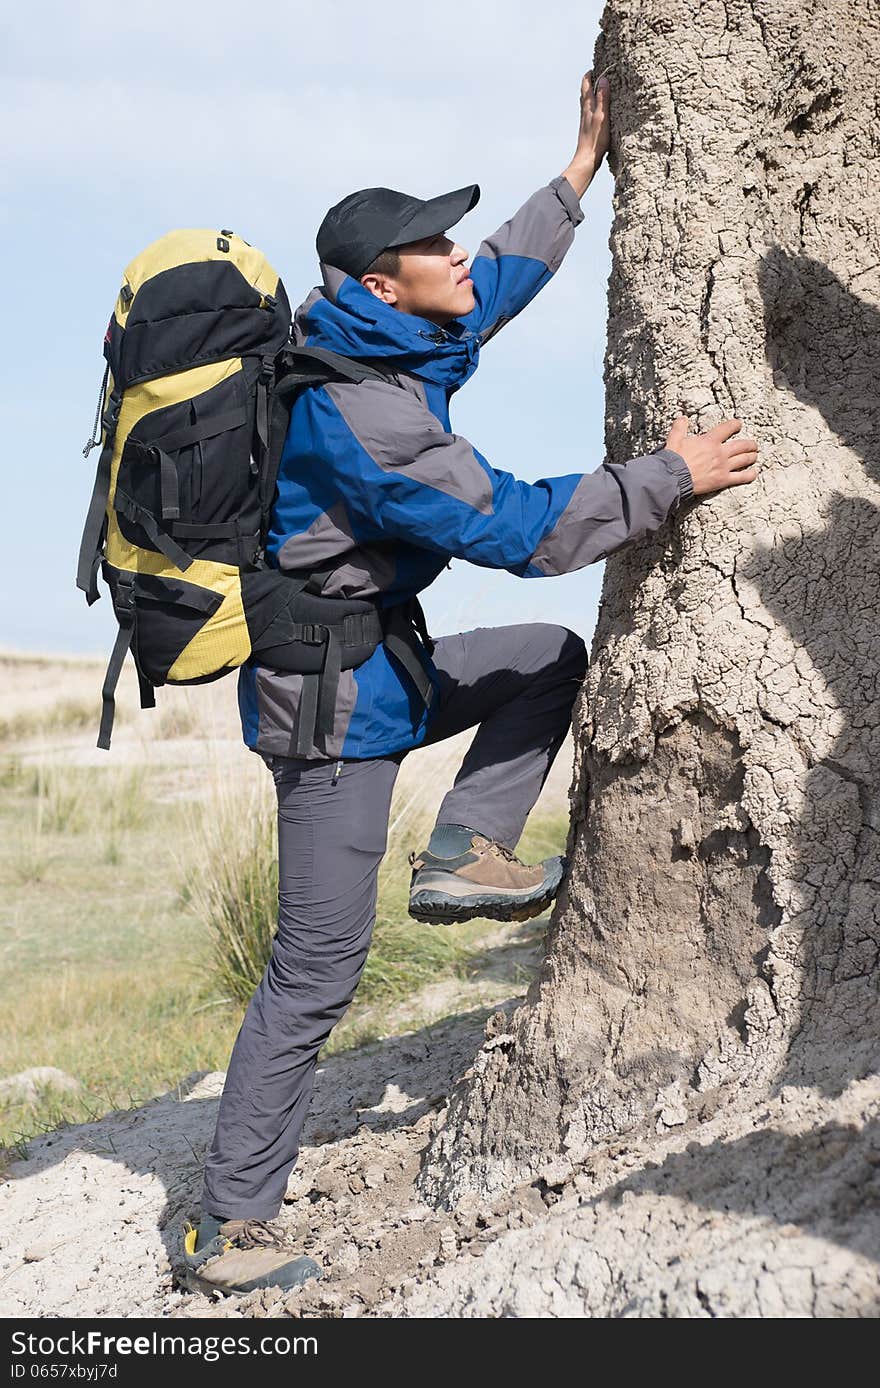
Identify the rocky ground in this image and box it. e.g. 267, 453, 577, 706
3, 988, 878, 1319
2, 655, 878, 1317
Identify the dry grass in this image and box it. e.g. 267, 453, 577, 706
155, 703, 200, 740
184, 732, 569, 1024
0, 654, 572, 1152
0, 965, 239, 1151
184, 769, 278, 1007
0, 698, 102, 743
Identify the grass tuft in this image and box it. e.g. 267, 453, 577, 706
185, 770, 278, 1007
0, 698, 103, 743
155, 700, 200, 740
184, 756, 478, 1010
0, 965, 241, 1153
102, 767, 148, 834
0, 710, 571, 1151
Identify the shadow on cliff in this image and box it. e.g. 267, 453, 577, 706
600, 1113, 880, 1266
746, 247, 880, 1096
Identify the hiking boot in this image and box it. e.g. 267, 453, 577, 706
182, 1216, 322, 1297
408, 835, 565, 924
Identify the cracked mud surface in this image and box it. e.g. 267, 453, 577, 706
0, 1008, 492, 1319
2, 1009, 877, 1318
418, 0, 880, 1219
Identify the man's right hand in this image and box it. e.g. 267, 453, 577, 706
666, 415, 759, 496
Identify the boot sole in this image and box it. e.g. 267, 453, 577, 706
408, 893, 556, 924
409, 858, 565, 925
185, 1268, 237, 1297
183, 1263, 321, 1297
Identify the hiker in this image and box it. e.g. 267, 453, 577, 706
184, 72, 759, 1295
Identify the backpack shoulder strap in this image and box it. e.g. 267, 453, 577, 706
261, 347, 402, 539
274, 345, 392, 400
283, 345, 390, 381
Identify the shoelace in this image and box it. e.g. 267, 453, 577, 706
486, 840, 525, 866
409, 839, 526, 868
230, 1219, 287, 1250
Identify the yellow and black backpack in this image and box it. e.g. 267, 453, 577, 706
77, 228, 412, 753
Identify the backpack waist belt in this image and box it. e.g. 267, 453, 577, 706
255, 595, 435, 758
382, 598, 436, 709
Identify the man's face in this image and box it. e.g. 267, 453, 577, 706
360, 232, 475, 325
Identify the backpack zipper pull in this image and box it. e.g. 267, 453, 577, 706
331, 759, 343, 786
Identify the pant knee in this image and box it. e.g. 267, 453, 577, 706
558, 627, 588, 681
536, 624, 587, 686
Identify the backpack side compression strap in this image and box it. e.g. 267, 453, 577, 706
77, 386, 122, 605
77, 435, 112, 606
96, 573, 156, 751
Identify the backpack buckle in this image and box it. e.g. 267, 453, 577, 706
113, 573, 136, 623
101, 392, 121, 435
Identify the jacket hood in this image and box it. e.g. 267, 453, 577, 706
293, 263, 481, 389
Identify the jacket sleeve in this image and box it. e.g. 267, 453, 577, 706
456, 176, 585, 345
317, 379, 694, 577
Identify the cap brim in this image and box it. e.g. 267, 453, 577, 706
385, 184, 480, 249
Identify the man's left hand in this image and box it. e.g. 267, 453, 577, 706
562, 71, 610, 198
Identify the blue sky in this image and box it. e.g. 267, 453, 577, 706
1, 0, 611, 657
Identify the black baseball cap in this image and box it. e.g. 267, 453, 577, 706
316, 183, 480, 278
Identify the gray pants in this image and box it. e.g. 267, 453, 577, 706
201, 623, 587, 1219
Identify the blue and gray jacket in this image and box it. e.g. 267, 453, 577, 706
239, 174, 693, 759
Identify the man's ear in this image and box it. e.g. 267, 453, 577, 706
360, 273, 398, 306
